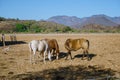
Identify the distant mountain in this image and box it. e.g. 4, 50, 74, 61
47, 14, 120, 28
92, 14, 120, 25
111, 17, 120, 24
79, 15, 118, 27
47, 15, 82, 27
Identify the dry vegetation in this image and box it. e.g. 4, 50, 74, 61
0, 33, 120, 79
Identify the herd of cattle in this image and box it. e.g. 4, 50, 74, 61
29, 38, 90, 63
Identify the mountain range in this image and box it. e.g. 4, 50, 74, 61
47, 14, 120, 28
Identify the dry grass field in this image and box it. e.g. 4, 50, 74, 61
0, 33, 120, 79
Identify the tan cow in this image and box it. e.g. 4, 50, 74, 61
45, 39, 60, 60
64, 38, 90, 60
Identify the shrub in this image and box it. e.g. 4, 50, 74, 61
14, 23, 27, 32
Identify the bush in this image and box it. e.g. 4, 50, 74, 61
63, 26, 72, 33
30, 26, 43, 33
14, 24, 27, 32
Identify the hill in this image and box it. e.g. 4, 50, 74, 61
47, 14, 120, 28
79, 15, 118, 27
0, 20, 73, 33
47, 15, 82, 27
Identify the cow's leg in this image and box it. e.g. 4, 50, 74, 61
49, 49, 53, 60
55, 49, 59, 60
82, 50, 85, 60
65, 51, 69, 60
53, 49, 55, 56
49, 49, 52, 55
43, 51, 46, 63
56, 52, 58, 60
48, 50, 51, 61
52, 49, 56, 59
38, 51, 41, 58
53, 49, 59, 60
65, 51, 72, 60
40, 52, 43, 62
33, 49, 36, 63
38, 52, 43, 62
86, 50, 90, 61
69, 51, 73, 59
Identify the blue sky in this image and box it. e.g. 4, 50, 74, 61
0, 0, 120, 20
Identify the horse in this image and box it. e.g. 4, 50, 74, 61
29, 39, 51, 63
64, 38, 90, 60
45, 39, 59, 60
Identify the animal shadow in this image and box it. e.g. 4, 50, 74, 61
51, 52, 68, 60
74, 53, 96, 60
57, 52, 67, 59
0, 41, 26, 46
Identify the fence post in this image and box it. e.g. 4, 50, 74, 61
2, 34, 5, 47
10, 34, 13, 42
13, 33, 17, 42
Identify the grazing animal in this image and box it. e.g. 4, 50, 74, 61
64, 38, 90, 60
45, 39, 59, 60
29, 40, 51, 63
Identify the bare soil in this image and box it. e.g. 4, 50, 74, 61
0, 33, 120, 79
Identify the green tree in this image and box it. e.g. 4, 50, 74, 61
14, 23, 27, 32
24, 21, 35, 31
0, 17, 6, 21
63, 26, 72, 32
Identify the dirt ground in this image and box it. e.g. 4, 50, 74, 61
0, 33, 120, 79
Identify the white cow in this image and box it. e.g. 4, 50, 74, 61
29, 39, 51, 63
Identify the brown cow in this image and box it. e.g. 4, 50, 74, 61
45, 39, 59, 60
64, 38, 90, 60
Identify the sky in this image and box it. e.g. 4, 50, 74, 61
0, 0, 120, 20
